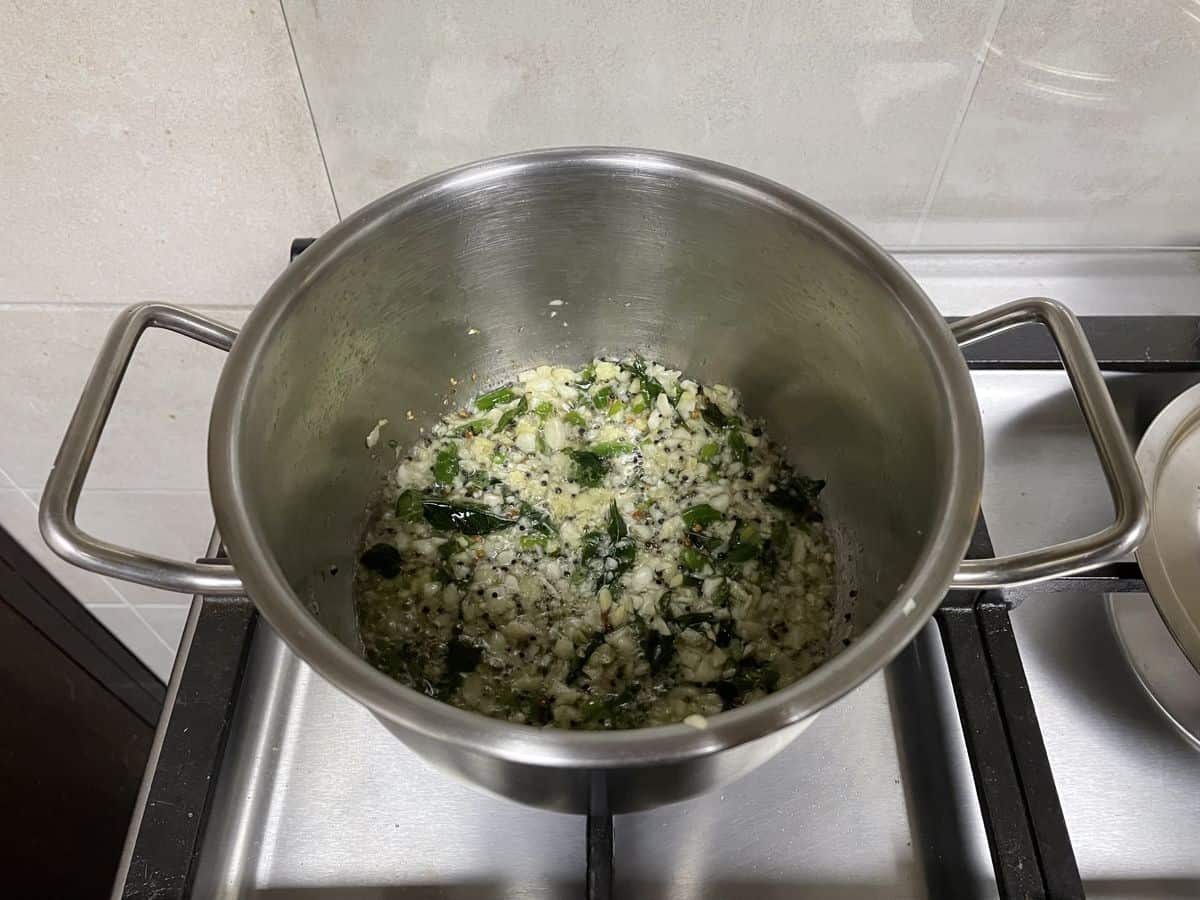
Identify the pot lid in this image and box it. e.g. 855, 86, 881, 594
1133, 380, 1200, 675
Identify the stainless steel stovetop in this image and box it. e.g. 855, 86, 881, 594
117, 251, 1200, 900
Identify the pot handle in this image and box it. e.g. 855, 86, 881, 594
39, 303, 245, 595
949, 297, 1148, 589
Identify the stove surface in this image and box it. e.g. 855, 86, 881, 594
171, 252, 1200, 899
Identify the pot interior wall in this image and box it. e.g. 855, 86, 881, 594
230, 158, 960, 659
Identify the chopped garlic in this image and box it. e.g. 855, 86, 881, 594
356, 356, 839, 731
365, 418, 388, 449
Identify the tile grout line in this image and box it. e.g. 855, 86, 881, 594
911, 0, 1008, 246
9, 483, 140, 608
279, 0, 342, 222
7, 481, 177, 652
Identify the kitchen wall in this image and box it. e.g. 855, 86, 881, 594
3, 0, 1198, 678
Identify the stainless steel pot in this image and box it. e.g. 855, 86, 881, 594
41, 148, 1147, 814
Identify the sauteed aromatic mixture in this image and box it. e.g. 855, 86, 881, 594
355, 358, 837, 729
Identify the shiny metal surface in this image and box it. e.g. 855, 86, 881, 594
193, 622, 997, 899
973, 367, 1200, 900
1130, 381, 1200, 673
1107, 593, 1200, 751
39, 303, 243, 594
949, 298, 1147, 589
186, 368, 1199, 899
45, 150, 1145, 815
206, 147, 993, 812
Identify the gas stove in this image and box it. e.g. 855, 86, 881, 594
114, 247, 1200, 900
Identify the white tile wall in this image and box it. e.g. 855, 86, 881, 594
282, 0, 1000, 246
3, 0, 1198, 678
0, 1, 336, 676
0, 0, 338, 304
919, 0, 1200, 246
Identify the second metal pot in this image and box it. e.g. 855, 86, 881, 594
41, 148, 1147, 813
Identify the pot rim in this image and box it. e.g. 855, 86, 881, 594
208, 146, 983, 769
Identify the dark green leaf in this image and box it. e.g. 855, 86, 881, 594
624, 357, 664, 403
701, 400, 730, 430
568, 450, 607, 487
771, 520, 790, 550
422, 500, 517, 535
685, 530, 722, 552
592, 441, 635, 458
680, 547, 707, 571
360, 543, 402, 578
681, 503, 722, 529
433, 537, 464, 583
395, 489, 424, 522
592, 385, 612, 409
766, 471, 826, 522
579, 685, 640, 727
728, 430, 750, 467
475, 386, 517, 411
580, 531, 604, 567
494, 395, 528, 432
724, 521, 761, 565
432, 445, 460, 485
518, 501, 557, 535
715, 659, 780, 708
606, 500, 628, 542
566, 632, 607, 684
643, 630, 676, 674
673, 611, 717, 631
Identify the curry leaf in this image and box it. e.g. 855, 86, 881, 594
606, 500, 628, 542
728, 430, 750, 467
421, 499, 517, 535
592, 441, 635, 458
568, 449, 607, 487
432, 445, 460, 485
494, 396, 528, 432
681, 503, 722, 529
395, 489, 424, 523
766, 471, 826, 522
475, 386, 517, 411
